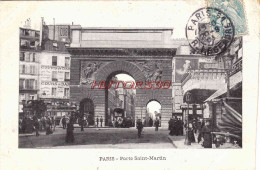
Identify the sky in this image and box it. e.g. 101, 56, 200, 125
116, 74, 161, 115
15, 1, 206, 39
15, 1, 204, 116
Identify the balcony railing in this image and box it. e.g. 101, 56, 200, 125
181, 69, 226, 85
181, 69, 226, 94
230, 57, 242, 77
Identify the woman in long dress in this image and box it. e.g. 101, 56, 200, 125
187, 123, 195, 143
65, 118, 74, 143
201, 121, 212, 148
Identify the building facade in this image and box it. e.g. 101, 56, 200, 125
39, 23, 72, 117
19, 27, 41, 113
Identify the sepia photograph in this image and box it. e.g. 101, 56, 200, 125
0, 0, 259, 169
18, 3, 243, 149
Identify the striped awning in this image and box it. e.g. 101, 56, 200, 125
217, 101, 242, 139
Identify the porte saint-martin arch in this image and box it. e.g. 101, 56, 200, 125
67, 27, 179, 127
67, 26, 236, 128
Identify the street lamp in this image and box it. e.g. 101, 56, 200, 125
222, 54, 234, 98
184, 91, 192, 145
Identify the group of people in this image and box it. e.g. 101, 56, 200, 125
168, 117, 183, 136
184, 118, 213, 148
111, 117, 134, 128
136, 117, 160, 138
19, 115, 56, 136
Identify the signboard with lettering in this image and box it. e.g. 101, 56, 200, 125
40, 81, 69, 99
40, 64, 70, 99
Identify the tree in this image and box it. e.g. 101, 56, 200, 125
27, 100, 47, 118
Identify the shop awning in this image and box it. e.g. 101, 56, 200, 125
217, 101, 242, 138
205, 82, 242, 102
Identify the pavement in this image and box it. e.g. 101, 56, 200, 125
19, 126, 240, 149
19, 127, 175, 148
168, 135, 203, 149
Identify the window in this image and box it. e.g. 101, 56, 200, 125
52, 88, 57, 96
65, 72, 70, 81
32, 53, 36, 62
64, 88, 69, 97
52, 71, 57, 81
19, 79, 24, 89
52, 56, 57, 66
25, 79, 30, 89
35, 80, 38, 90
30, 65, 36, 75
25, 53, 30, 62
20, 52, 25, 61
29, 79, 35, 89
65, 57, 70, 67
20, 65, 26, 74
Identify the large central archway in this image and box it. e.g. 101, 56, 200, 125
105, 72, 136, 126
69, 49, 174, 127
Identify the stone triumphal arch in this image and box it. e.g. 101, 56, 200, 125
67, 26, 186, 127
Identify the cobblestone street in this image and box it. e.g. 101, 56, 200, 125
19, 127, 176, 149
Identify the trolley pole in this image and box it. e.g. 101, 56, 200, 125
184, 92, 192, 145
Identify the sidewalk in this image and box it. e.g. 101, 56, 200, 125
168, 135, 204, 149
167, 135, 241, 149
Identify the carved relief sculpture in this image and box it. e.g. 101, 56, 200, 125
81, 61, 103, 84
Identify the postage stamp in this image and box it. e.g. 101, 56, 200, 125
186, 7, 235, 56
206, 0, 248, 36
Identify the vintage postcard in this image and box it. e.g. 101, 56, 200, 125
0, 0, 259, 169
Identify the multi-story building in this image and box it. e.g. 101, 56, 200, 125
19, 27, 41, 114
117, 83, 135, 119
38, 22, 72, 117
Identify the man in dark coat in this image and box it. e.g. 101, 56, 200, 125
33, 116, 40, 136
201, 121, 212, 148
80, 115, 84, 131
196, 119, 203, 143
65, 118, 74, 143
96, 117, 99, 127
62, 116, 67, 129
154, 118, 159, 131
136, 119, 143, 138
187, 123, 195, 143
46, 117, 53, 135
100, 116, 103, 127
169, 118, 174, 136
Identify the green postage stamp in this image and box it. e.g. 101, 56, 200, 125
206, 0, 248, 36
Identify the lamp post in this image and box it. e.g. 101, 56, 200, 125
184, 91, 192, 145
222, 54, 234, 98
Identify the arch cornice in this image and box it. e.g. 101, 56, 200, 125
95, 60, 146, 82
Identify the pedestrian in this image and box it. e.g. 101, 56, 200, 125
96, 117, 99, 127
62, 116, 67, 129
169, 118, 174, 136
52, 115, 56, 132
154, 117, 159, 131
46, 117, 53, 135
201, 121, 212, 148
33, 116, 40, 136
80, 115, 84, 131
187, 123, 195, 143
196, 119, 203, 143
136, 119, 143, 138
176, 118, 182, 135
65, 118, 75, 143
100, 116, 103, 127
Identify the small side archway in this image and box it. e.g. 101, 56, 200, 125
79, 98, 95, 125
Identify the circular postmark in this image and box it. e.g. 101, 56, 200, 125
186, 7, 234, 56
